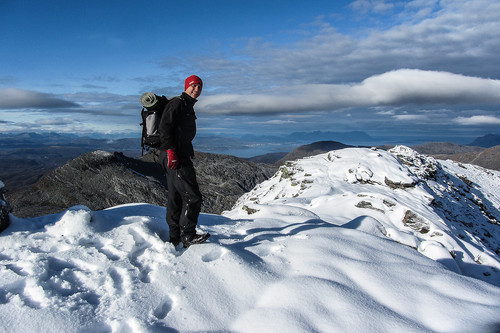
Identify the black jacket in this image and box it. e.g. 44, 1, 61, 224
159, 92, 197, 160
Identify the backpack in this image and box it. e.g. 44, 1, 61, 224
140, 92, 169, 154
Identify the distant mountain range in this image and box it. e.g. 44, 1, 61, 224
0, 132, 139, 151
468, 134, 500, 148
236, 130, 373, 144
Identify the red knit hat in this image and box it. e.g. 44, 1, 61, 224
185, 75, 203, 91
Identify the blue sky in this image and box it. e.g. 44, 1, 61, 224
1, 0, 500, 145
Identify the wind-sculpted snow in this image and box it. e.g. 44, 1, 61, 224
1, 147, 499, 332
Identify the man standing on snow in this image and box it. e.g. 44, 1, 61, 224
158, 75, 209, 248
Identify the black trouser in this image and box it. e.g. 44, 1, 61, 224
160, 153, 202, 242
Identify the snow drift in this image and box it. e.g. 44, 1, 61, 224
1, 146, 499, 332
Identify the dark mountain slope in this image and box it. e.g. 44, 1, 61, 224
432, 145, 500, 171
192, 152, 275, 213
413, 142, 484, 155
8, 150, 275, 218
413, 142, 500, 171
8, 151, 168, 218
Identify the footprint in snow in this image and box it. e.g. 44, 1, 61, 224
127, 228, 155, 283
97, 246, 121, 261
128, 228, 151, 259
108, 267, 127, 295
0, 289, 9, 304
139, 266, 152, 284
17, 279, 48, 309
153, 295, 174, 320
5, 263, 30, 276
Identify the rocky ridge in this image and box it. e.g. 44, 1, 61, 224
7, 150, 275, 218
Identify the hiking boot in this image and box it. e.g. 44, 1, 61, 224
169, 237, 181, 247
183, 233, 210, 248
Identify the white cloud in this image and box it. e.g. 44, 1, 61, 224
250, 119, 298, 125
349, 0, 395, 14
198, 69, 500, 115
393, 114, 428, 121
35, 117, 74, 126
0, 88, 79, 109
354, 69, 500, 105
454, 115, 500, 125
376, 110, 395, 115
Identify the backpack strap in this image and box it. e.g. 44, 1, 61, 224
140, 107, 147, 155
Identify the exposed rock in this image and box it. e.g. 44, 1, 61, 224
355, 201, 384, 213
242, 205, 260, 215
391, 145, 440, 180
402, 210, 430, 234
393, 146, 500, 255
384, 177, 417, 189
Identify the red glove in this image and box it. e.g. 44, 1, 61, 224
167, 149, 178, 169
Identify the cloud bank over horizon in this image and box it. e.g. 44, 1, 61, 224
3, 69, 499, 126
198, 69, 500, 115
1, 69, 499, 138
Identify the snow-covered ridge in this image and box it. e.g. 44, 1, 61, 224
229, 145, 500, 283
1, 146, 499, 332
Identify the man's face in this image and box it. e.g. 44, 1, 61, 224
185, 83, 202, 99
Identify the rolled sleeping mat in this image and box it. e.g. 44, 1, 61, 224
140, 92, 158, 108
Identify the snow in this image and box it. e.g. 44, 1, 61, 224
1, 146, 500, 332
